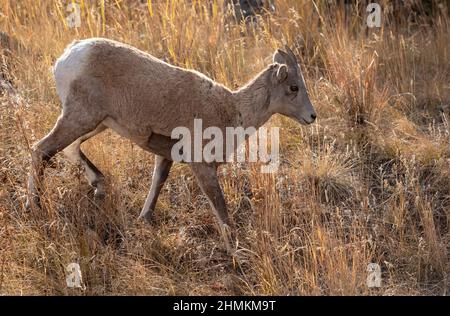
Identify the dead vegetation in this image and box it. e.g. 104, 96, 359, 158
0, 0, 448, 295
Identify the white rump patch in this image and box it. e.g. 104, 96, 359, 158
53, 39, 94, 105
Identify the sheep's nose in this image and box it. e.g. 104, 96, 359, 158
310, 114, 317, 121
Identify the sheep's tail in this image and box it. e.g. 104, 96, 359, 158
51, 39, 81, 76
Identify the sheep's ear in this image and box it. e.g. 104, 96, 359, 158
284, 45, 298, 64
273, 49, 289, 64
275, 64, 288, 82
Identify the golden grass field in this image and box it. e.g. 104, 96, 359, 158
0, 0, 449, 295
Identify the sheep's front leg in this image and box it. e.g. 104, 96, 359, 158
190, 163, 235, 254
138, 155, 173, 222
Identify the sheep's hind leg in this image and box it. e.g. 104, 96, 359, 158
138, 155, 173, 222
26, 113, 104, 210
63, 124, 108, 199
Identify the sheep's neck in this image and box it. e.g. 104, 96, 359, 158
232, 66, 273, 129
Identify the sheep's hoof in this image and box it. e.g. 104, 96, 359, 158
138, 210, 155, 224
93, 188, 106, 200
25, 194, 41, 211
25, 199, 32, 211
220, 224, 237, 255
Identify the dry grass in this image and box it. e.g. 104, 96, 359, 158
0, 0, 449, 295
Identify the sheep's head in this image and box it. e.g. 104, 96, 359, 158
269, 46, 316, 125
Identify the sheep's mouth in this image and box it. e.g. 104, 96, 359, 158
297, 117, 311, 125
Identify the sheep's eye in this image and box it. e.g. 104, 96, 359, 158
290, 85, 299, 92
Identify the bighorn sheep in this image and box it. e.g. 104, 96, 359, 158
26, 38, 316, 251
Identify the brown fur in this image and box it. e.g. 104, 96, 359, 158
76, 38, 275, 144
27, 38, 316, 254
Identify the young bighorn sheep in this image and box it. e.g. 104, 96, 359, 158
27, 38, 316, 251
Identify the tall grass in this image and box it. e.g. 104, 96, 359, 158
0, 0, 448, 295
